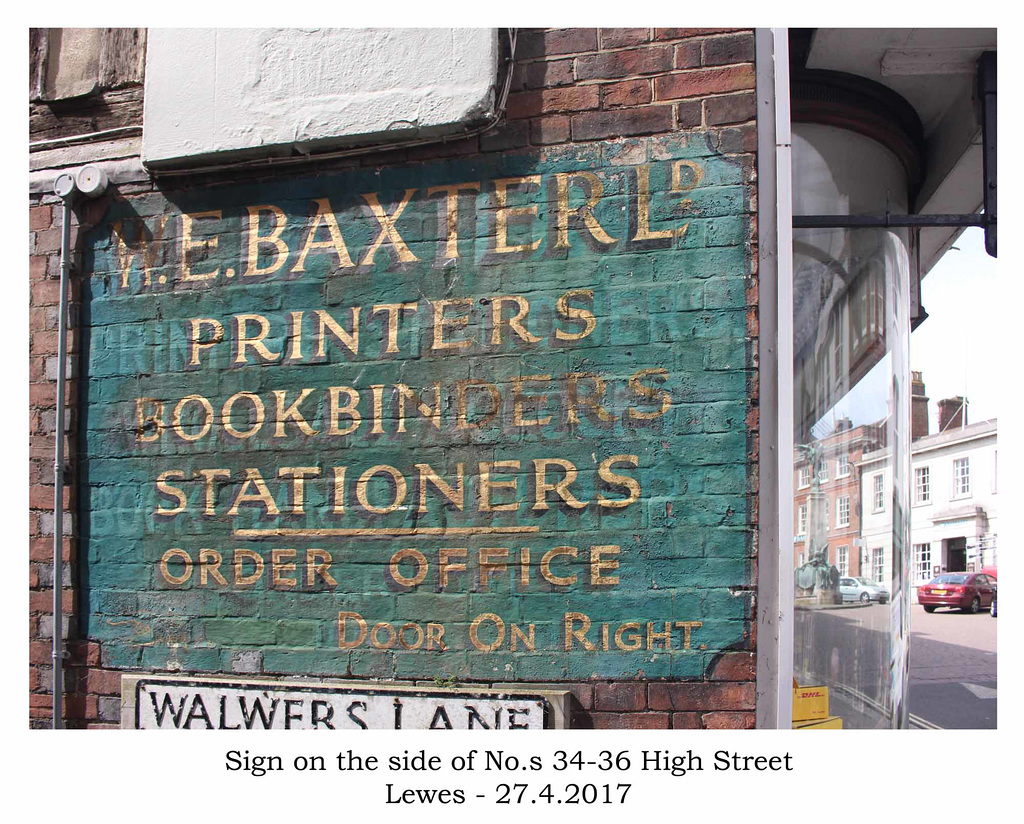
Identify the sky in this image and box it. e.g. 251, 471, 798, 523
912, 227, 998, 431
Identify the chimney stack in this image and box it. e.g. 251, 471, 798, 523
911, 371, 929, 440
938, 396, 967, 432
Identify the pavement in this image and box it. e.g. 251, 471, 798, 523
909, 604, 997, 729
793, 600, 997, 729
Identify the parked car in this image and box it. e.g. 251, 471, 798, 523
918, 572, 996, 613
839, 576, 890, 604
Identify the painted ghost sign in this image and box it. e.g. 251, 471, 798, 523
81, 137, 753, 683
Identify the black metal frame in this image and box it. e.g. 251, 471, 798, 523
794, 214, 988, 229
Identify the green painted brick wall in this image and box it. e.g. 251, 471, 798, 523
78, 135, 755, 683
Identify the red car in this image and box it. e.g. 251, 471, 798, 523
918, 573, 997, 614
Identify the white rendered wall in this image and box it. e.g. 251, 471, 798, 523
142, 28, 499, 167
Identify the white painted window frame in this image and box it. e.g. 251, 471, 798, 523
914, 465, 930, 505
837, 495, 850, 528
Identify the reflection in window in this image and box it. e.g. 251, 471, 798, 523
790, 110, 912, 729
798, 465, 811, 488
954, 457, 971, 497
837, 495, 850, 527
915, 466, 930, 504
913, 543, 932, 584
872, 547, 885, 583
837, 455, 850, 478
837, 545, 849, 576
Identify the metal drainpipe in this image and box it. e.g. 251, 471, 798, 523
51, 173, 75, 729
50, 165, 107, 729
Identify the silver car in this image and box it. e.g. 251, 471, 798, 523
839, 576, 890, 604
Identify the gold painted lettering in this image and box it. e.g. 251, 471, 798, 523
494, 176, 542, 254
397, 384, 441, 433
292, 197, 355, 272
614, 622, 641, 651
306, 548, 337, 587
196, 468, 230, 515
228, 468, 280, 516
597, 454, 641, 508
159, 548, 193, 585
272, 389, 318, 438
272, 548, 298, 589
155, 470, 187, 515
369, 385, 385, 435
647, 621, 673, 650
478, 460, 520, 512
113, 216, 167, 289
244, 205, 289, 277
355, 465, 407, 515
338, 611, 368, 649
399, 623, 424, 650
426, 623, 446, 650
566, 372, 614, 424
415, 463, 465, 513
439, 548, 467, 589
542, 547, 578, 586
314, 308, 360, 358
676, 620, 702, 650
632, 165, 674, 242
628, 368, 672, 419
234, 314, 281, 364
371, 302, 417, 354
285, 311, 304, 362
180, 211, 221, 281
532, 458, 588, 510
278, 466, 320, 514
432, 298, 474, 351
479, 547, 509, 590
555, 289, 597, 341
327, 387, 361, 436
234, 548, 265, 586
135, 398, 165, 443
172, 395, 214, 442
360, 189, 419, 265
456, 380, 501, 430
469, 613, 505, 652
221, 392, 265, 440
554, 171, 616, 248
490, 295, 542, 345
510, 624, 535, 651
199, 549, 228, 587
590, 545, 621, 586
187, 318, 224, 367
331, 466, 346, 514
518, 548, 531, 589
389, 548, 428, 588
512, 374, 552, 427
564, 612, 594, 651
427, 182, 481, 258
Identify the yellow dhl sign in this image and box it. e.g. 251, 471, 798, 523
792, 685, 830, 721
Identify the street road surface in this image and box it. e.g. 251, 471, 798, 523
909, 605, 997, 729
794, 601, 996, 729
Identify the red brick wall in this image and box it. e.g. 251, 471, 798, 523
28, 27, 758, 730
